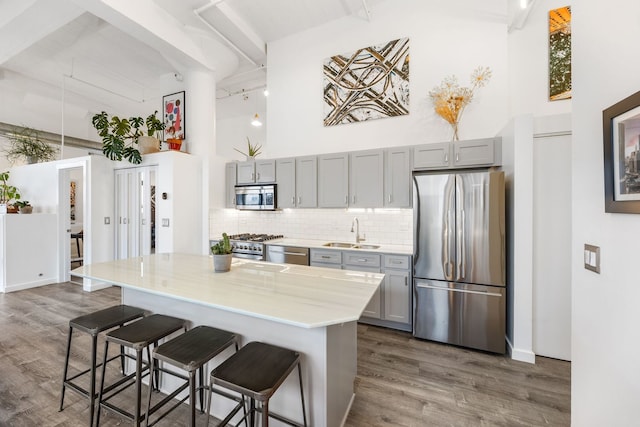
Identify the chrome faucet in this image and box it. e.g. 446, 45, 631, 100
351, 217, 365, 243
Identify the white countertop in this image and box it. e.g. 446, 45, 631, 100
72, 253, 383, 329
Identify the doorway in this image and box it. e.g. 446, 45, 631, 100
57, 163, 86, 284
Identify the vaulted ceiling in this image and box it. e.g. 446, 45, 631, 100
0, 0, 383, 121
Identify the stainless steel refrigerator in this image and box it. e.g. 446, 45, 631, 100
413, 170, 506, 353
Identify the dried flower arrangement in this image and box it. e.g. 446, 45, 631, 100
429, 66, 492, 141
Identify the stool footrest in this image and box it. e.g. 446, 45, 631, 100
62, 351, 135, 399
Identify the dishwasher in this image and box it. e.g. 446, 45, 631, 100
265, 245, 310, 265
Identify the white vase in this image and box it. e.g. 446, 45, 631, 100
213, 254, 232, 272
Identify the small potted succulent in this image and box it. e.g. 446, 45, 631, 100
0, 171, 21, 214
211, 232, 233, 272
15, 200, 32, 214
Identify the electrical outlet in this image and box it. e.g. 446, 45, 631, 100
162, 218, 170, 227
104, 217, 110, 225
584, 244, 600, 274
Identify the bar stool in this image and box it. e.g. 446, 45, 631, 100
95, 314, 188, 427
144, 325, 240, 427
207, 342, 307, 427
59, 304, 146, 426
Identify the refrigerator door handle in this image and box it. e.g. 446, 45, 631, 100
460, 209, 466, 278
416, 283, 503, 297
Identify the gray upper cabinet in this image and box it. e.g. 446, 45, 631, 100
295, 156, 318, 208
225, 162, 237, 208
412, 142, 450, 169
276, 158, 296, 209
453, 138, 500, 167
236, 159, 276, 184
255, 159, 276, 183
318, 153, 349, 208
350, 149, 384, 208
413, 137, 501, 170
384, 147, 411, 208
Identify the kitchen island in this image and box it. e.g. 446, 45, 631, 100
72, 253, 383, 427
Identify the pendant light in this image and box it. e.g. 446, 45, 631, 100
251, 113, 262, 127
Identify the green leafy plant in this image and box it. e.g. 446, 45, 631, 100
211, 232, 233, 255
0, 170, 21, 205
234, 137, 262, 158
91, 110, 165, 164
3, 126, 58, 164
14, 200, 30, 208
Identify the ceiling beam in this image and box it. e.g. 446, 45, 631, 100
0, 0, 85, 65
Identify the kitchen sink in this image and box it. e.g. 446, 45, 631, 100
353, 244, 380, 250
323, 242, 356, 248
322, 242, 381, 250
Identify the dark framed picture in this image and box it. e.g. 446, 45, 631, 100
162, 91, 185, 140
603, 90, 640, 213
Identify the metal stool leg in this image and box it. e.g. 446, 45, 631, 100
95, 340, 110, 427
134, 348, 144, 427
89, 334, 98, 427
199, 367, 205, 413
262, 400, 269, 427
59, 326, 73, 411
297, 363, 307, 427
189, 370, 196, 427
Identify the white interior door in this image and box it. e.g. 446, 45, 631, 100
533, 133, 572, 361
115, 166, 157, 259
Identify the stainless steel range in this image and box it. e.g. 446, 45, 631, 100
211, 233, 283, 260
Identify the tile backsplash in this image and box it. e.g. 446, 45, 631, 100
209, 208, 413, 246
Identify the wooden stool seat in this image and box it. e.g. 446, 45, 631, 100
208, 342, 307, 427
59, 305, 146, 426
95, 314, 188, 427
145, 325, 239, 427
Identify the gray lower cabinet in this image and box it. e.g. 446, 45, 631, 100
310, 248, 342, 269
298, 247, 413, 331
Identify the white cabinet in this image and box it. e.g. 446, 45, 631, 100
384, 147, 412, 208
236, 159, 276, 184
350, 149, 384, 208
413, 137, 501, 170
295, 156, 318, 208
382, 255, 411, 324
318, 153, 348, 208
225, 162, 236, 208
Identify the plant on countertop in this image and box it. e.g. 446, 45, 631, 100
2, 126, 58, 164
234, 137, 262, 159
0, 170, 21, 207
429, 66, 492, 141
91, 110, 165, 164
211, 232, 233, 255
15, 200, 32, 214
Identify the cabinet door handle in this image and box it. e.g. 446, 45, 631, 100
356, 258, 368, 262
256, 172, 261, 180
291, 196, 295, 204
405, 276, 408, 286
456, 153, 459, 162
388, 194, 392, 203
391, 260, 402, 264
297, 196, 301, 204
345, 195, 348, 204
353, 195, 356, 204
321, 255, 331, 259
444, 153, 448, 162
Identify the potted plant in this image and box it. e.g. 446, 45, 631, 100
2, 126, 58, 164
15, 200, 32, 214
211, 232, 233, 272
234, 137, 262, 160
91, 110, 165, 164
0, 171, 21, 214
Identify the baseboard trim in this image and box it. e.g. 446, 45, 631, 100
506, 336, 536, 364
2, 278, 57, 293
340, 393, 356, 427
81, 278, 113, 292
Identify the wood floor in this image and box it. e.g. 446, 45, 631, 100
0, 283, 570, 426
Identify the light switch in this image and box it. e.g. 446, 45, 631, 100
104, 217, 110, 225
584, 244, 600, 274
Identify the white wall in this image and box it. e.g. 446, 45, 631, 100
572, 1, 640, 425
266, 0, 509, 158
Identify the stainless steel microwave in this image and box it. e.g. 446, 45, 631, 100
234, 184, 276, 210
